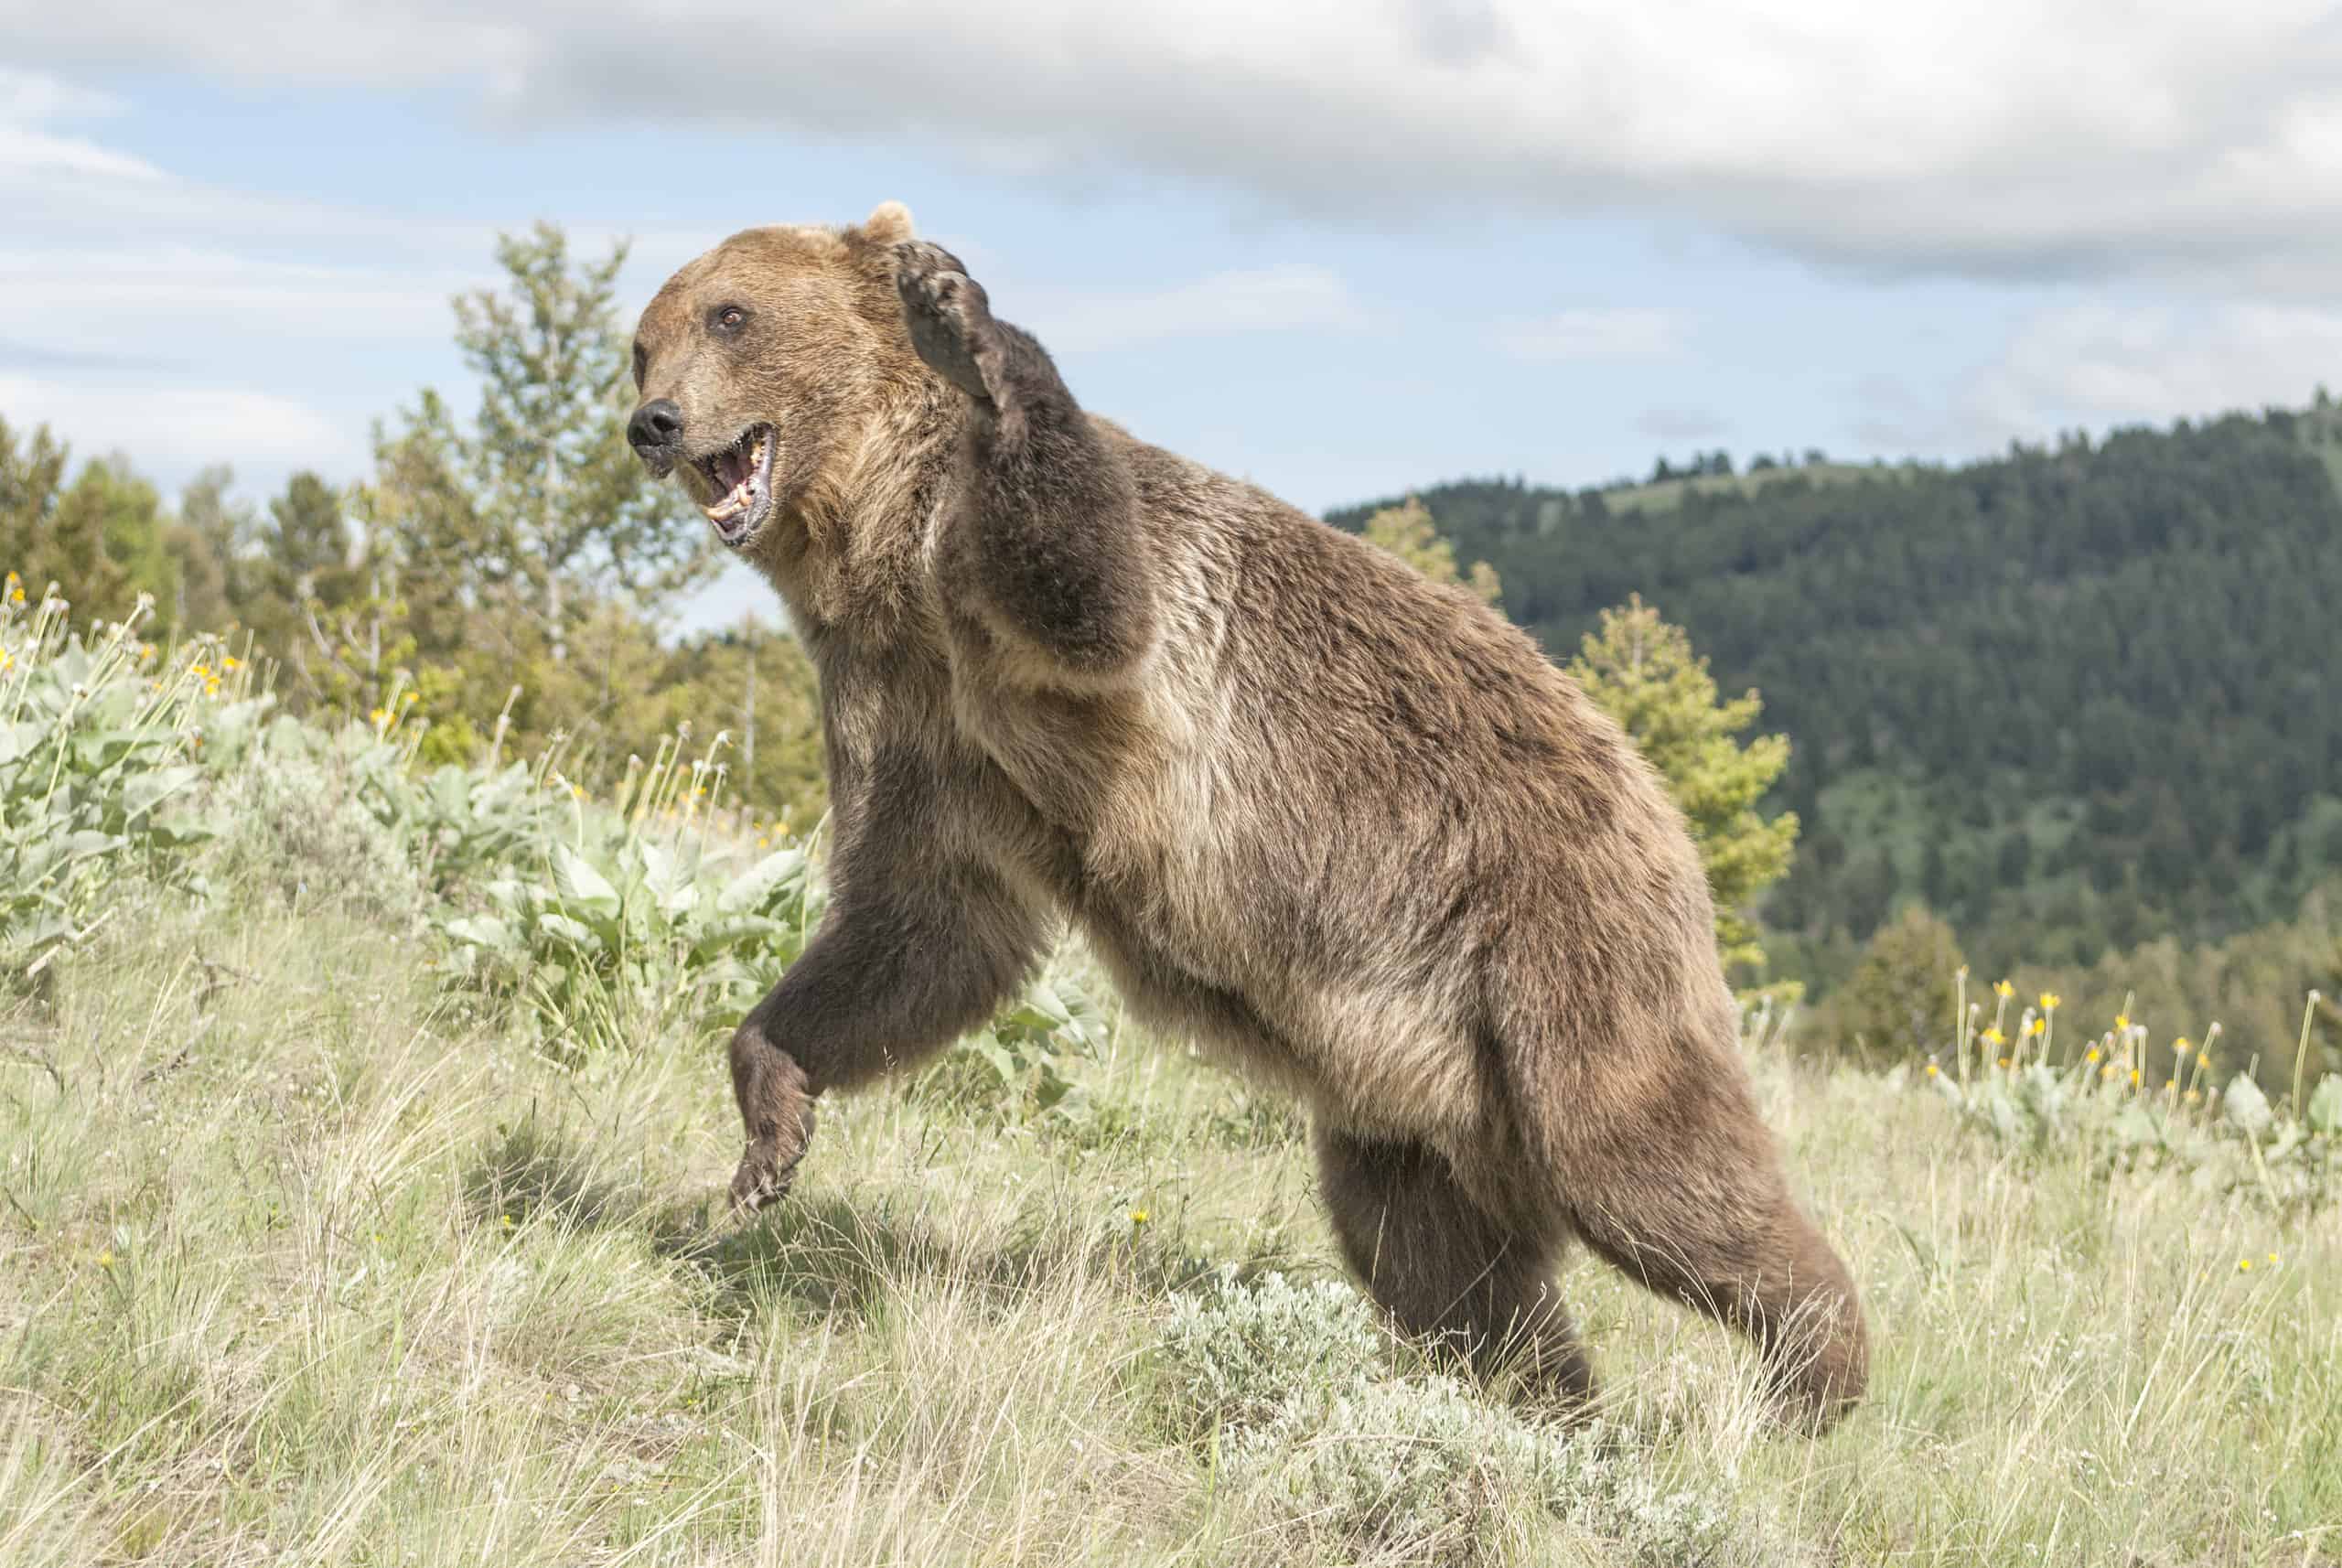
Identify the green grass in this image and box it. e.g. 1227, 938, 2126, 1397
5, 885, 2339, 1566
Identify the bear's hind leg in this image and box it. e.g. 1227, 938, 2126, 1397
1314, 1124, 1594, 1402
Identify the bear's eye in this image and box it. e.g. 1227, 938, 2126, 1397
630, 339, 647, 390
710, 304, 748, 336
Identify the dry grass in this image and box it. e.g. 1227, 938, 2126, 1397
3, 888, 2337, 1566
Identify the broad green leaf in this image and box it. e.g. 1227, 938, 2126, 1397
122, 764, 201, 822
551, 843, 620, 914
2308, 1075, 2342, 1137
716, 846, 807, 915
443, 914, 517, 952
537, 911, 602, 950
2222, 1074, 2272, 1138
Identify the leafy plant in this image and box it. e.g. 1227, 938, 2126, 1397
437, 803, 823, 1058
925, 959, 1114, 1120
0, 588, 240, 978
1921, 984, 2342, 1210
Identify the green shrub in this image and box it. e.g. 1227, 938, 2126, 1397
205, 744, 424, 921
1155, 1271, 1748, 1563
1157, 1270, 1384, 1437
1810, 904, 1966, 1066
0, 596, 238, 980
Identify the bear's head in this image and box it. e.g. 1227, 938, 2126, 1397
628, 201, 922, 552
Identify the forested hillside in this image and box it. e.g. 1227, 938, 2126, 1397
1330, 402, 2342, 990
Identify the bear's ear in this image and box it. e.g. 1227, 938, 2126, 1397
856, 200, 916, 245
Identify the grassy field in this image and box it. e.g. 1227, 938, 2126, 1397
5, 881, 2338, 1567
4, 601, 2338, 1564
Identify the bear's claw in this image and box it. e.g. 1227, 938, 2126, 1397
893, 240, 997, 403
728, 1137, 805, 1217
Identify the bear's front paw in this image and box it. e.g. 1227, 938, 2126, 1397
728, 1134, 806, 1217
893, 240, 997, 403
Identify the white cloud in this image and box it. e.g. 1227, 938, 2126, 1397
0, 63, 124, 128
8, 4, 2342, 285
0, 249, 464, 353
1634, 405, 1729, 442
0, 66, 161, 180
1499, 307, 1685, 361
1973, 301, 2342, 433
1852, 300, 2342, 455
0, 372, 361, 475
1032, 264, 1363, 352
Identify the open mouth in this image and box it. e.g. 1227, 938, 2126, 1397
694, 424, 776, 546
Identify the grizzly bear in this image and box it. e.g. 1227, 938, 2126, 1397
626, 202, 1868, 1428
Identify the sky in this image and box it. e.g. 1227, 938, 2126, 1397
5, 2, 2341, 631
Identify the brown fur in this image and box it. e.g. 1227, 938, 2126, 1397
630, 204, 1869, 1429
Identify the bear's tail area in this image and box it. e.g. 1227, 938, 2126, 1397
1567, 1146, 1868, 1430
1503, 997, 1870, 1431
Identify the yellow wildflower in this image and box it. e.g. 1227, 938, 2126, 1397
2086, 1047, 2102, 1064
222, 655, 240, 671
1128, 1208, 1150, 1225
1997, 1058, 2011, 1069
2114, 1013, 2130, 1031
2129, 1069, 2142, 1086
1994, 980, 2015, 1000
1982, 1026, 2006, 1047
2039, 993, 2060, 1013
1925, 1060, 1939, 1078
2238, 1258, 2251, 1272
2197, 1053, 2209, 1069
2025, 1017, 2045, 1037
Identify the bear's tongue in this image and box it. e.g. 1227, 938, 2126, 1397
715, 445, 753, 490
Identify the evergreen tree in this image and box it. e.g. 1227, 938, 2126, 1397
0, 417, 72, 592
163, 467, 253, 639
10, 448, 133, 616
1566, 594, 1799, 971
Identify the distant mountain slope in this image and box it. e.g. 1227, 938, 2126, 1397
1328, 404, 2342, 985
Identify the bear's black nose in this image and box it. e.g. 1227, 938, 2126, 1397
628, 399, 684, 457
